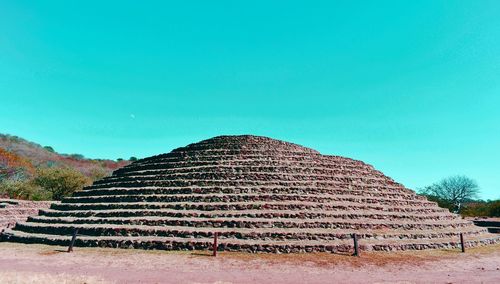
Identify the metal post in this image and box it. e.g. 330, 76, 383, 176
352, 233, 359, 257
460, 233, 465, 253
67, 228, 79, 253
213, 232, 218, 257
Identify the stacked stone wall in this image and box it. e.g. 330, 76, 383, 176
4, 135, 499, 252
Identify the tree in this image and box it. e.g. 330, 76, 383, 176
419, 175, 479, 213
129, 156, 138, 162
43, 146, 55, 153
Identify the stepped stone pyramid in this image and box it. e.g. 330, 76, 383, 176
1, 199, 53, 231
4, 135, 499, 253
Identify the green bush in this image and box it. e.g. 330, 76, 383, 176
0, 179, 52, 201
461, 200, 500, 217
0, 166, 90, 201
69, 153, 85, 159
89, 167, 108, 182
43, 146, 55, 153
34, 167, 90, 200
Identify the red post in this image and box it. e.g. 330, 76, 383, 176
213, 232, 218, 257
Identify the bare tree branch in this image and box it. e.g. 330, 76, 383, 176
419, 175, 479, 213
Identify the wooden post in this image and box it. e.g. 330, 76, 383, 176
213, 232, 218, 257
460, 233, 465, 253
2, 223, 11, 239
352, 233, 359, 257
67, 228, 79, 253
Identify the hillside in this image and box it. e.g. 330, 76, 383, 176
0, 134, 129, 179
0, 134, 130, 200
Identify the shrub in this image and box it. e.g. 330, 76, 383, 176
43, 146, 55, 153
89, 167, 108, 182
0, 148, 35, 181
0, 179, 52, 201
69, 153, 85, 160
461, 200, 500, 217
34, 167, 90, 200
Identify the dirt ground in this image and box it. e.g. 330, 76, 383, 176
0, 242, 499, 284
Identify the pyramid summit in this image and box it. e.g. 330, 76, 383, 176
5, 135, 499, 252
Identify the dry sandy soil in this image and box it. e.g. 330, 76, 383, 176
0, 242, 499, 284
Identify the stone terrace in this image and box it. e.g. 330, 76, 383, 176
3, 135, 499, 253
0, 199, 53, 231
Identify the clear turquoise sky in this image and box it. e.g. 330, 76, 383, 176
1, 1, 499, 199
